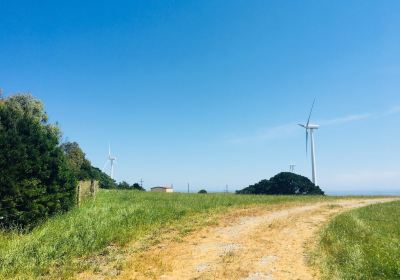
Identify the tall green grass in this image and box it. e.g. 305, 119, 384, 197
0, 190, 333, 279
319, 200, 400, 279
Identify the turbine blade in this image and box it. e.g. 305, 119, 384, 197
109, 144, 111, 156
298, 124, 306, 128
102, 160, 109, 172
306, 98, 316, 126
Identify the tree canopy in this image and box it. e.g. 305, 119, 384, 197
92, 167, 117, 189
61, 142, 92, 180
61, 141, 117, 188
117, 181, 145, 191
0, 94, 76, 229
236, 172, 324, 195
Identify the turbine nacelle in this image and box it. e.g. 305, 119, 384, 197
298, 124, 320, 129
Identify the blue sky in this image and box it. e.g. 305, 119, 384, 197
1, 1, 400, 194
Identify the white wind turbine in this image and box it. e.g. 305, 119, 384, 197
298, 99, 319, 185
103, 145, 117, 179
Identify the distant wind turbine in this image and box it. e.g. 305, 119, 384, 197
298, 99, 319, 185
103, 144, 117, 179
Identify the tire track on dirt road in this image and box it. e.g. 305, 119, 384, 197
112, 199, 396, 280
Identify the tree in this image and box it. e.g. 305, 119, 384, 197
198, 189, 207, 194
60, 141, 118, 188
116, 182, 145, 191
236, 172, 324, 195
131, 183, 145, 191
0, 94, 77, 229
235, 179, 273, 194
89, 167, 117, 189
117, 181, 130, 189
61, 142, 91, 180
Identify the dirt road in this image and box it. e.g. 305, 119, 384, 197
113, 198, 394, 280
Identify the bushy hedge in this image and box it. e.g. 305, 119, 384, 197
60, 141, 117, 189
117, 181, 145, 191
236, 172, 324, 195
0, 94, 77, 229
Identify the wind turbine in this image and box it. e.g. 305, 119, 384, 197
298, 99, 319, 185
103, 145, 117, 179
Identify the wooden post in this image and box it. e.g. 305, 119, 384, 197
77, 183, 81, 207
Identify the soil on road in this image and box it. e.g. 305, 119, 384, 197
86, 198, 395, 280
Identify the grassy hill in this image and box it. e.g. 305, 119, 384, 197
0, 190, 333, 279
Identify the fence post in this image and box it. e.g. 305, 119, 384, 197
77, 183, 81, 207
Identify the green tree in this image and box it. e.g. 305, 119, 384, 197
61, 142, 91, 180
90, 167, 117, 189
0, 94, 77, 229
60, 141, 117, 188
236, 172, 324, 195
236, 179, 273, 194
198, 189, 207, 194
116, 182, 145, 191
131, 183, 145, 191
118, 181, 130, 189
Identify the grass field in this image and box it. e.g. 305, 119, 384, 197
319, 200, 400, 279
0, 190, 336, 279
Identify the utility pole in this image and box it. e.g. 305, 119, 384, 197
139, 178, 144, 188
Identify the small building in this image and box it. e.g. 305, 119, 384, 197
151, 186, 174, 193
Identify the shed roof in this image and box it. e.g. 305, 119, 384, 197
151, 186, 173, 189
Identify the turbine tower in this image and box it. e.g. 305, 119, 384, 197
103, 145, 117, 179
298, 99, 319, 185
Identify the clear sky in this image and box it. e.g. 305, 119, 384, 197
1, 1, 400, 194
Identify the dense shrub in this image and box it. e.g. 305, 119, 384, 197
61, 141, 117, 189
0, 94, 77, 229
90, 167, 117, 189
198, 189, 207, 194
117, 181, 145, 191
61, 141, 93, 180
236, 172, 324, 195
